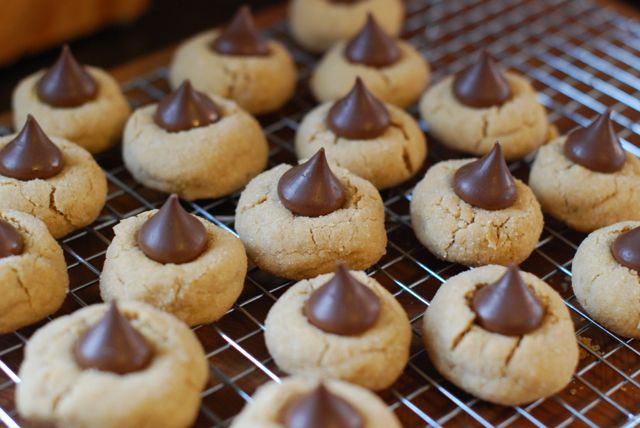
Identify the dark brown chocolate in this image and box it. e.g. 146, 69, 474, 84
453, 51, 511, 108
137, 194, 208, 264
277, 148, 346, 217
304, 262, 380, 335
453, 142, 517, 210
611, 226, 640, 272
472, 264, 544, 336
210, 6, 270, 56
281, 384, 364, 428
563, 110, 626, 173
0, 220, 24, 259
345, 14, 401, 67
36, 45, 98, 108
0, 115, 64, 181
154, 80, 221, 132
327, 78, 390, 140
73, 302, 153, 375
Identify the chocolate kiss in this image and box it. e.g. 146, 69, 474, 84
327, 78, 390, 140
345, 14, 401, 67
563, 111, 626, 173
472, 264, 544, 336
277, 148, 346, 217
37, 45, 98, 108
453, 142, 517, 210
281, 384, 364, 428
0, 220, 24, 259
210, 6, 270, 56
73, 302, 153, 375
453, 51, 511, 108
611, 226, 640, 272
154, 80, 221, 132
137, 194, 208, 264
304, 262, 380, 335
0, 115, 64, 180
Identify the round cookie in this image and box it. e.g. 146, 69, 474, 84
123, 82, 268, 201
572, 221, 640, 338
265, 267, 411, 390
16, 301, 208, 428
422, 264, 578, 406
289, 0, 404, 53
13, 46, 130, 154
231, 376, 401, 428
0, 210, 68, 334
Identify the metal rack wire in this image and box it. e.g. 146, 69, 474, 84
1, 0, 640, 426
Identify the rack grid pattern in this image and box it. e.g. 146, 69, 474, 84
2, 0, 640, 426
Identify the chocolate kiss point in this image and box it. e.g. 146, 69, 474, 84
453, 51, 511, 108
564, 110, 625, 173
472, 264, 544, 336
37, 45, 97, 108
211, 6, 270, 56
154, 80, 221, 132
327, 78, 390, 140
345, 14, 401, 67
611, 226, 640, 272
137, 194, 208, 264
304, 262, 380, 335
277, 148, 346, 217
0, 115, 64, 180
0, 220, 24, 259
281, 383, 364, 428
73, 302, 153, 375
453, 142, 517, 210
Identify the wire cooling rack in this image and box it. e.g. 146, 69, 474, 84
1, 0, 640, 426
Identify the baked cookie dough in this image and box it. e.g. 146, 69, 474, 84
0, 116, 107, 238
265, 267, 411, 390
16, 301, 208, 428
123, 82, 268, 201
572, 221, 640, 337
12, 46, 130, 154
169, 7, 296, 115
289, 0, 404, 53
232, 376, 401, 428
0, 209, 68, 334
422, 264, 578, 406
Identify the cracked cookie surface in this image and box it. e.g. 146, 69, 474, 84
16, 301, 208, 428
422, 265, 578, 406
264, 270, 411, 390
410, 159, 543, 266
419, 72, 549, 160
295, 101, 427, 189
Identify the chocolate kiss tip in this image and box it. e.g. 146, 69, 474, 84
345, 13, 401, 67
281, 383, 364, 428
453, 50, 511, 108
277, 148, 346, 217
154, 80, 221, 132
611, 226, 640, 272
210, 6, 270, 56
137, 194, 208, 264
0, 219, 24, 259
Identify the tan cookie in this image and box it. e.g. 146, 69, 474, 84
16, 301, 208, 428
100, 210, 247, 326
0, 210, 68, 334
235, 164, 386, 280
422, 265, 578, 406
264, 270, 410, 390
123, 96, 268, 201
410, 159, 543, 266
13, 67, 131, 154
311, 40, 430, 108
231, 376, 401, 428
289, 0, 404, 53
419, 73, 549, 160
529, 137, 640, 232
169, 30, 296, 115
572, 221, 640, 337
0, 135, 107, 239
295, 101, 426, 189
